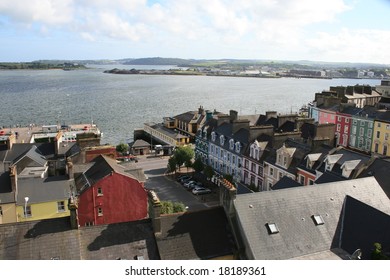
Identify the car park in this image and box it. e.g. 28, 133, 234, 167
192, 187, 212, 195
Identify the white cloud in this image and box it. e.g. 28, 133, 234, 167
306, 28, 390, 64
1, 0, 389, 63
0, 0, 74, 25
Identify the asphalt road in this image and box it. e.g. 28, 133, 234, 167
134, 155, 214, 212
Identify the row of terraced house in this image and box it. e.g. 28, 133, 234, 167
194, 80, 390, 192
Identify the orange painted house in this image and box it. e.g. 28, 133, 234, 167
75, 155, 147, 227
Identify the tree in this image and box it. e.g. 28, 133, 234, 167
173, 146, 194, 170
167, 157, 177, 174
204, 165, 214, 180
371, 242, 389, 260
193, 157, 205, 173
160, 201, 186, 214
116, 142, 129, 154
172, 202, 186, 213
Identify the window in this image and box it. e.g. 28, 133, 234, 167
258, 165, 263, 175
378, 122, 381, 128
337, 124, 341, 132
0, 206, 2, 216
308, 179, 314, 185
312, 215, 325, 225
353, 119, 357, 125
346, 118, 349, 123
57, 201, 65, 212
377, 131, 380, 139
368, 122, 373, 128
229, 139, 234, 150
352, 126, 356, 134
211, 132, 216, 142
279, 172, 283, 180
283, 156, 287, 166
97, 187, 103, 196
384, 145, 388, 156
266, 223, 279, 234
235, 142, 241, 153
270, 167, 274, 176
337, 116, 341, 122
251, 163, 256, 173
98, 207, 103, 216
299, 175, 305, 185
375, 143, 379, 153
85, 221, 94, 227
368, 129, 372, 138
244, 159, 249, 169
344, 126, 349, 134
385, 133, 389, 141
220, 135, 225, 145
24, 205, 32, 217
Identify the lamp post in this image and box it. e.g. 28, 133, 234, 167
24, 197, 29, 219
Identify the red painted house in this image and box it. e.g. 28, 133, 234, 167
318, 108, 337, 125
75, 155, 147, 227
335, 112, 352, 147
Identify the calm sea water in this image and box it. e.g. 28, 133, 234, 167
0, 65, 379, 145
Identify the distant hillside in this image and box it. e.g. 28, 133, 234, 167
122, 57, 193, 65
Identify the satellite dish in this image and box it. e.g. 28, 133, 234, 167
350, 249, 362, 260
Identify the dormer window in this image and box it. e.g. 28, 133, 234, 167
229, 139, 234, 150
220, 135, 225, 145
250, 147, 254, 157
235, 142, 241, 153
211, 131, 216, 142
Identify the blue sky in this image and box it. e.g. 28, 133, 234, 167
0, 0, 390, 64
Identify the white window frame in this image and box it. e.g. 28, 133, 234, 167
220, 135, 225, 145
235, 142, 241, 153
57, 201, 66, 212
24, 205, 32, 217
229, 139, 234, 150
98, 207, 103, 216
211, 132, 216, 142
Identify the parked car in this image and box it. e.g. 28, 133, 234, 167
184, 180, 197, 188
192, 187, 212, 195
187, 182, 203, 190
177, 175, 190, 182
180, 177, 193, 184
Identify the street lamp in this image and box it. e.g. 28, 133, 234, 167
24, 197, 29, 219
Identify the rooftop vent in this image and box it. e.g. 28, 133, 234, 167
266, 223, 279, 234
312, 214, 325, 225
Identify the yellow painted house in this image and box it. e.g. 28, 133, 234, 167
1, 145, 72, 224
16, 177, 71, 222
371, 114, 390, 156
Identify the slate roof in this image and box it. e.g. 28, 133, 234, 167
174, 111, 197, 123
156, 207, 235, 260
4, 143, 54, 164
271, 176, 302, 190
234, 177, 390, 260
75, 155, 143, 193
16, 176, 71, 205
132, 139, 151, 148
0, 218, 159, 260
358, 158, 390, 199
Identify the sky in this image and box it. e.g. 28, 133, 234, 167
0, 0, 390, 64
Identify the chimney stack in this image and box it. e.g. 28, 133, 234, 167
66, 158, 74, 179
